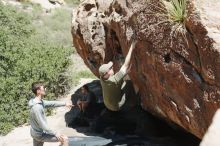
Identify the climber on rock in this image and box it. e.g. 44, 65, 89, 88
98, 37, 137, 112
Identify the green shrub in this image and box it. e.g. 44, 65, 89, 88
162, 0, 187, 23
38, 8, 73, 48
65, 0, 80, 6
0, 3, 72, 135
16, 0, 30, 2
71, 70, 97, 85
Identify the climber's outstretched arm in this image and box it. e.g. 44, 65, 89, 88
120, 39, 137, 73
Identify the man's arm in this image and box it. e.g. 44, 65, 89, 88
43, 100, 73, 108
43, 100, 66, 108
112, 39, 137, 84
120, 40, 137, 73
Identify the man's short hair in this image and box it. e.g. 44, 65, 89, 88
32, 82, 44, 95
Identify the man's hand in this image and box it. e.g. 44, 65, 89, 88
65, 101, 74, 109
55, 132, 64, 142
121, 34, 137, 73
56, 132, 68, 144
131, 39, 137, 49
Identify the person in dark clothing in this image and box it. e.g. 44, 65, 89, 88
77, 85, 97, 118
77, 85, 96, 113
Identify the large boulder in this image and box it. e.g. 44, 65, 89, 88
71, 0, 220, 139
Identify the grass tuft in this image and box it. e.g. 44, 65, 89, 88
162, 0, 187, 23
145, 0, 188, 47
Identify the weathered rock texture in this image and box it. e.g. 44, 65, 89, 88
71, 0, 220, 139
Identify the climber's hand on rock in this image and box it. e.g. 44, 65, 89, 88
131, 39, 137, 49
131, 32, 137, 47
131, 30, 137, 40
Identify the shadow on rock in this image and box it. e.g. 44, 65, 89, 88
64, 80, 200, 146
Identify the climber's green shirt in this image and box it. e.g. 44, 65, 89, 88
100, 70, 127, 111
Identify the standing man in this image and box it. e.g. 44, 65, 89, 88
98, 39, 137, 111
28, 82, 73, 146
